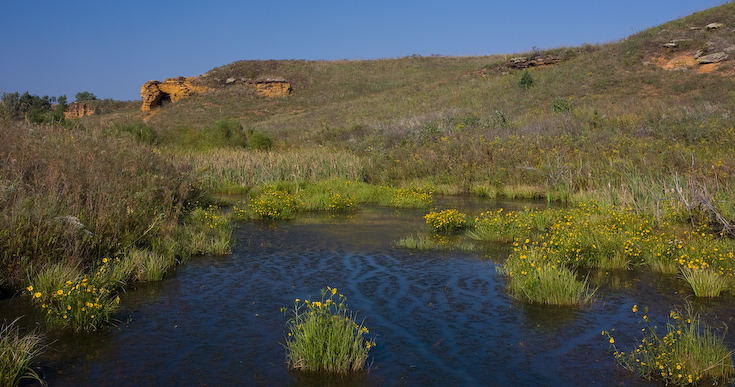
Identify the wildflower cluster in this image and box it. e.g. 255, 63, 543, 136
327, 192, 356, 212
424, 209, 467, 233
499, 244, 596, 306
28, 258, 121, 331
390, 187, 433, 208
283, 287, 375, 373
248, 187, 301, 219
604, 305, 734, 386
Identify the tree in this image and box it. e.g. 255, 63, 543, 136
75, 91, 97, 101
518, 69, 534, 89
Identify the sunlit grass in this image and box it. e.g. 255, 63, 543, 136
605, 305, 735, 386
282, 287, 375, 373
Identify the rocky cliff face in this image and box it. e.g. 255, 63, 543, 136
64, 101, 95, 119
252, 78, 292, 98
140, 76, 210, 112
140, 76, 291, 111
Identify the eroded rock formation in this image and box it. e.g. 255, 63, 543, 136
140, 76, 210, 112
64, 101, 95, 119
251, 78, 292, 98
506, 55, 561, 69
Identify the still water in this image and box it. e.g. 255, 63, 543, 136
6, 197, 735, 386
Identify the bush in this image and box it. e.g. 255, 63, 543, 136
248, 132, 274, 150
283, 287, 375, 373
518, 69, 534, 89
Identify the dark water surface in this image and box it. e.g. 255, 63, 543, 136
5, 197, 735, 386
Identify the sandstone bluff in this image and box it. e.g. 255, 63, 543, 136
140, 76, 292, 112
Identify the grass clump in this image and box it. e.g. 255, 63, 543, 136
681, 268, 730, 297
386, 187, 433, 208
283, 287, 375, 373
0, 318, 44, 387
605, 305, 735, 386
28, 258, 122, 331
498, 245, 596, 306
248, 187, 301, 220
395, 234, 475, 251
424, 209, 467, 233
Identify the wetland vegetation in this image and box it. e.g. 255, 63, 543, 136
3, 2, 735, 385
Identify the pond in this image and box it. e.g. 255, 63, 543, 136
5, 197, 735, 386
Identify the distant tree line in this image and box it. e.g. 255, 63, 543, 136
1, 91, 67, 124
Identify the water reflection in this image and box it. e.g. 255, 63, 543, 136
1, 198, 733, 386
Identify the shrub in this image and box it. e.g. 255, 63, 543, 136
552, 97, 571, 113
282, 287, 375, 373
605, 305, 735, 386
518, 69, 534, 89
0, 318, 44, 387
424, 209, 467, 232
248, 132, 274, 150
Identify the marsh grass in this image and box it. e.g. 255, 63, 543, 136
606, 305, 735, 386
395, 234, 475, 251
0, 318, 44, 387
29, 258, 122, 331
424, 209, 467, 233
499, 246, 596, 306
681, 268, 730, 297
283, 287, 375, 373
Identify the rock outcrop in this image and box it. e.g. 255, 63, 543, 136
506, 55, 561, 69
251, 78, 292, 98
140, 76, 291, 111
64, 101, 95, 119
140, 76, 210, 112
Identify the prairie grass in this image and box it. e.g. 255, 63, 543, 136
0, 318, 44, 387
605, 305, 735, 386
174, 147, 366, 192
283, 287, 375, 373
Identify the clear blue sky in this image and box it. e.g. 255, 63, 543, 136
0, 1, 728, 101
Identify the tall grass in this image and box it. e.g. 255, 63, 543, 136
174, 147, 366, 193
498, 246, 596, 306
606, 305, 735, 386
283, 287, 375, 373
0, 318, 44, 387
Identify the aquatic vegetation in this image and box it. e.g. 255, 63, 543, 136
468, 208, 535, 243
388, 187, 433, 208
424, 209, 467, 233
605, 305, 734, 386
680, 268, 730, 297
395, 234, 475, 251
185, 205, 233, 254
283, 287, 375, 373
29, 258, 122, 331
498, 244, 596, 306
0, 318, 44, 387
248, 187, 301, 220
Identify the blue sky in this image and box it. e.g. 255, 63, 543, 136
0, 1, 728, 101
